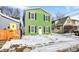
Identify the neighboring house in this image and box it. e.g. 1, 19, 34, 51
0, 12, 20, 30
71, 19, 79, 31
25, 8, 52, 35
52, 16, 78, 33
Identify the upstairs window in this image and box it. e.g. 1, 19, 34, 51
29, 12, 36, 20
44, 15, 50, 21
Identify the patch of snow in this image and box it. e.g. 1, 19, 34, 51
1, 35, 53, 49
2, 34, 79, 52
48, 34, 76, 42
31, 41, 79, 52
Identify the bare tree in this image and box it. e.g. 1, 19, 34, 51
12, 8, 20, 19
55, 12, 65, 19
0, 6, 20, 19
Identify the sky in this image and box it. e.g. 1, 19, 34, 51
14, 6, 79, 26
16, 6, 79, 17
8, 6, 79, 20
30, 6, 79, 16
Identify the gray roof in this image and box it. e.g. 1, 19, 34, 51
26, 8, 51, 15
55, 16, 69, 26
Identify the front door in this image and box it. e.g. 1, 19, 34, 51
38, 26, 42, 35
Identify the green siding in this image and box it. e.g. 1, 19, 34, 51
25, 8, 52, 35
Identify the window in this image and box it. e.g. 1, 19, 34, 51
29, 12, 36, 20
44, 26, 50, 33
12, 25, 14, 28
29, 25, 36, 33
30, 26, 35, 33
8, 26, 10, 29
57, 26, 60, 29
44, 15, 50, 21
39, 27, 41, 29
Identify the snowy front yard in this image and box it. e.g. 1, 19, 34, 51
1, 33, 79, 52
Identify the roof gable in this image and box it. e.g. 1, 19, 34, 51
55, 16, 70, 26
26, 8, 51, 15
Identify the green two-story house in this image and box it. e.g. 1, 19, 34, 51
25, 8, 52, 35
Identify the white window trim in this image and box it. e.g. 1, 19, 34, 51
45, 26, 49, 33
30, 25, 35, 33
30, 12, 36, 20
45, 15, 49, 22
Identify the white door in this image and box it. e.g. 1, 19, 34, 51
38, 26, 42, 35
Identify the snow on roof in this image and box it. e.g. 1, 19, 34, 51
0, 12, 20, 23
70, 15, 79, 20
65, 10, 79, 20
65, 10, 79, 17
